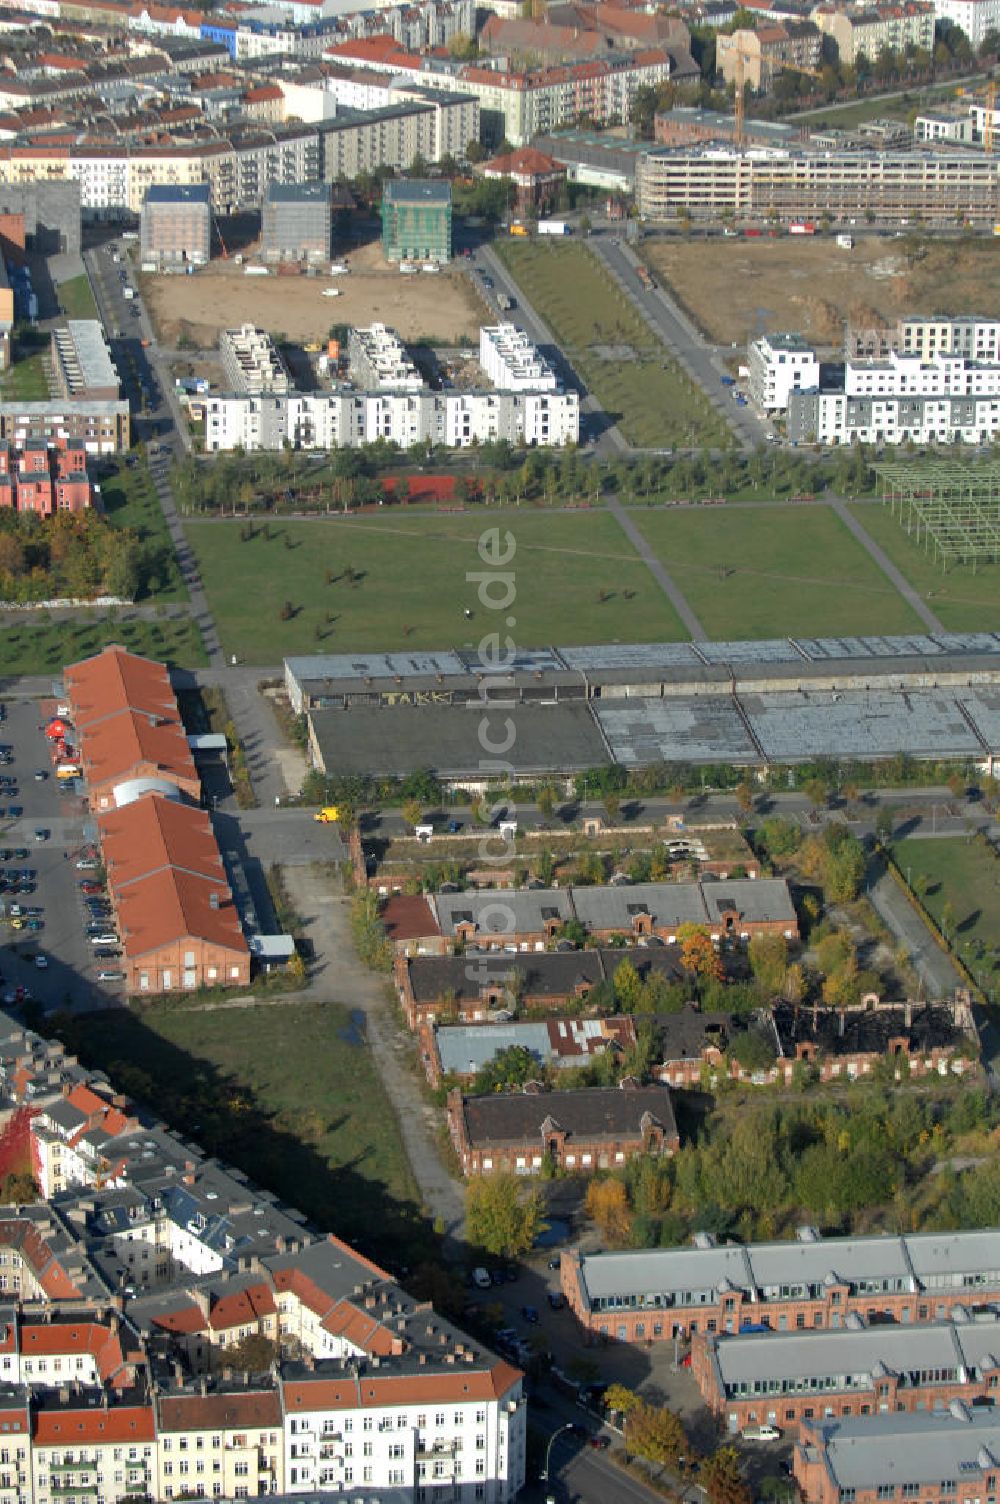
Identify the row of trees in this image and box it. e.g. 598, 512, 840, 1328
0, 510, 147, 603
605, 1385, 752, 1504
564, 1086, 996, 1252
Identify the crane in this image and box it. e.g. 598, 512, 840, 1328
730, 43, 823, 146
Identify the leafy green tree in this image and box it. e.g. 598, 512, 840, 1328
477, 1045, 538, 1094
748, 933, 788, 996
626, 1402, 687, 1468
757, 817, 801, 860
612, 958, 642, 1012
465, 1173, 543, 1258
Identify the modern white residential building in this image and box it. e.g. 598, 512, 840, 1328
480, 323, 558, 392
220, 323, 292, 395
348, 323, 424, 391
205, 387, 580, 450
788, 388, 1000, 444
747, 333, 820, 412
896, 315, 1000, 362
846, 352, 1000, 398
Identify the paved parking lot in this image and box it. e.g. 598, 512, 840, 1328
0, 692, 125, 1016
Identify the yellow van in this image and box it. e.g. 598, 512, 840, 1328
314, 807, 340, 823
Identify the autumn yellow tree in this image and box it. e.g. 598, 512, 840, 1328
677, 923, 724, 982
584, 1177, 633, 1246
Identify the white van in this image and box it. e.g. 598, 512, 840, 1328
742, 1424, 781, 1442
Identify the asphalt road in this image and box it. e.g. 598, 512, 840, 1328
471, 241, 626, 454
589, 230, 769, 451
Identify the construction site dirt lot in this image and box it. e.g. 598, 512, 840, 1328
141, 239, 486, 349
643, 236, 1000, 348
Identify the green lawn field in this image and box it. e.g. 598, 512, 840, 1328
496, 240, 733, 450
848, 501, 1000, 633
57, 273, 99, 321
101, 458, 188, 603
0, 348, 49, 401
894, 837, 1000, 994
53, 999, 424, 1262
186, 511, 687, 662
632, 504, 924, 639
0, 614, 206, 674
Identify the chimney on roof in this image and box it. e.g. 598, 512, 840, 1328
209, 893, 220, 910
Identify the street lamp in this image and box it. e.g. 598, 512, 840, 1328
540, 1422, 575, 1487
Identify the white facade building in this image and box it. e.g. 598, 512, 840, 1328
896, 315, 1000, 362
348, 323, 424, 390
846, 352, 1000, 398
283, 1382, 525, 1501
789, 389, 1000, 444
929, 0, 1000, 47
480, 323, 558, 392
747, 333, 820, 412
205, 387, 580, 450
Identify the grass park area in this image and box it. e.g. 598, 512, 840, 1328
792, 74, 990, 130
0, 348, 49, 401
56, 273, 99, 322
496, 240, 733, 450
632, 503, 924, 639
848, 500, 1000, 633
101, 458, 188, 602
186, 510, 686, 662
53, 999, 424, 1262
893, 837, 1000, 996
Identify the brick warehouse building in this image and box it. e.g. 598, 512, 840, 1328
691, 1312, 1000, 1439
793, 1408, 1000, 1504
448, 1080, 679, 1175
561, 1227, 1000, 1345
394, 878, 799, 956
98, 795, 250, 994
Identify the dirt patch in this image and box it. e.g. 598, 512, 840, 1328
141, 237, 487, 350
644, 236, 1000, 348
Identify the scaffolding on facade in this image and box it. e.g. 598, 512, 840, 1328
874, 461, 1000, 572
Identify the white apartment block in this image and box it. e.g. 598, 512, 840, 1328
637, 147, 1000, 223
220, 324, 291, 395
897, 316, 1000, 361
813, 2, 935, 67
480, 324, 558, 392
747, 333, 820, 411
283, 1380, 525, 1502
914, 110, 976, 143
348, 323, 424, 390
846, 351, 1000, 398
789, 389, 1000, 445
331, 45, 671, 144
205, 388, 580, 450
930, 0, 1000, 47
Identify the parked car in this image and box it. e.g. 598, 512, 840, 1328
33, 829, 48, 842
548, 1292, 565, 1311
521, 1306, 539, 1325
472, 1268, 491, 1290
33, 954, 48, 969
587, 1437, 610, 1451
97, 970, 126, 982
76, 858, 100, 871
33, 770, 47, 781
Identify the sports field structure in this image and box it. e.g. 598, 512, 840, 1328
875, 462, 1000, 572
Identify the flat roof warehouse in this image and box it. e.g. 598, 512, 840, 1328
288, 634, 1000, 781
